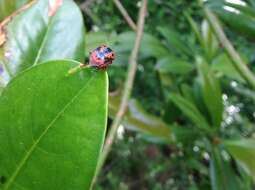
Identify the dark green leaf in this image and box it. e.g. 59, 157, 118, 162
210, 147, 244, 190
0, 60, 108, 190
197, 59, 223, 128
224, 139, 255, 181
0, 0, 85, 84
169, 93, 211, 132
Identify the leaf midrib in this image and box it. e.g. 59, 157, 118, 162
3, 75, 95, 190
32, 16, 54, 66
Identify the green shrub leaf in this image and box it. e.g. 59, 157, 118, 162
224, 139, 255, 181
109, 96, 171, 141
156, 56, 193, 75
210, 147, 243, 190
0, 60, 108, 190
197, 59, 223, 128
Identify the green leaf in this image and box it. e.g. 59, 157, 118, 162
180, 84, 195, 104
114, 31, 169, 59
210, 147, 244, 190
186, 13, 205, 49
0, 60, 108, 190
0, 0, 31, 21
109, 96, 171, 141
157, 26, 193, 57
201, 20, 219, 60
197, 58, 223, 128
155, 56, 193, 75
209, 3, 255, 39
224, 139, 255, 181
0, 0, 85, 84
169, 93, 211, 132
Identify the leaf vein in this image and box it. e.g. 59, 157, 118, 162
3, 75, 95, 190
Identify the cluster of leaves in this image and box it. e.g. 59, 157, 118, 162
87, 0, 255, 189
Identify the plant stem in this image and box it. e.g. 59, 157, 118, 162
113, 0, 137, 31
93, 0, 147, 184
204, 6, 255, 89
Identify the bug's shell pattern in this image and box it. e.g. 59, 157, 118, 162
89, 45, 115, 69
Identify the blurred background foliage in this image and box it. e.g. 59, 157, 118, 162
2, 0, 255, 189
79, 0, 255, 189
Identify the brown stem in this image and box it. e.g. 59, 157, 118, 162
113, 0, 137, 31
91, 0, 147, 187
204, 6, 255, 89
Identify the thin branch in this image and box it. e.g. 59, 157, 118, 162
79, 0, 101, 25
203, 6, 255, 89
79, 0, 97, 11
113, 0, 137, 31
92, 0, 147, 185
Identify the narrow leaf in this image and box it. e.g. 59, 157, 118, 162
169, 93, 211, 132
197, 58, 223, 128
210, 147, 243, 190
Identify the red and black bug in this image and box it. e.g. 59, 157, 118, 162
89, 45, 115, 70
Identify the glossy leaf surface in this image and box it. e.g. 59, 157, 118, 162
0, 60, 108, 190
0, 0, 84, 84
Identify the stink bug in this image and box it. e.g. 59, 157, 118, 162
89, 45, 115, 70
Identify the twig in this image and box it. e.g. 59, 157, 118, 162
92, 0, 147, 186
113, 0, 137, 31
79, 0, 101, 25
79, 0, 96, 10
203, 6, 255, 89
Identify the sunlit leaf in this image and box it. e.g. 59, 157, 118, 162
0, 60, 108, 190
0, 0, 84, 85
